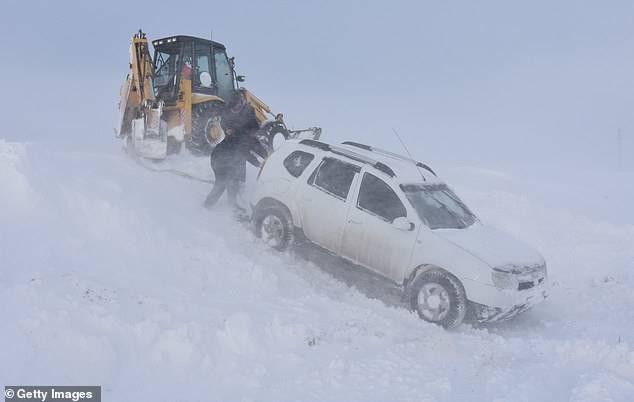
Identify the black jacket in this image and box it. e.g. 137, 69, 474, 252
221, 102, 260, 136
210, 103, 261, 182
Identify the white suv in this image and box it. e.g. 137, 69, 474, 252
251, 139, 548, 328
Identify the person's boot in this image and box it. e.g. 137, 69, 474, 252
232, 205, 250, 223
204, 179, 228, 209
203, 189, 224, 209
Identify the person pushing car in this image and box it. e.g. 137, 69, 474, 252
204, 89, 264, 210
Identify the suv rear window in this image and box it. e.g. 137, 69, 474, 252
358, 173, 406, 222
283, 151, 314, 178
309, 157, 359, 200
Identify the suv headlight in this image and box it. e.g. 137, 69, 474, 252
491, 269, 519, 290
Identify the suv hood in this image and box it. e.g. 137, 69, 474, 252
433, 224, 544, 270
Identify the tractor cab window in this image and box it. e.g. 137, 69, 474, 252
153, 46, 181, 94
213, 48, 234, 101
194, 45, 213, 91
181, 43, 192, 80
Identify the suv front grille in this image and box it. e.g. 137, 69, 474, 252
518, 277, 545, 291
518, 281, 534, 291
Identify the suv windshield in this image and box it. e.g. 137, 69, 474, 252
402, 184, 476, 229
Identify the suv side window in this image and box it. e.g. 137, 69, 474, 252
357, 173, 407, 222
309, 157, 359, 200
283, 151, 314, 178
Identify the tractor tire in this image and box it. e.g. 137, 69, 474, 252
190, 102, 222, 155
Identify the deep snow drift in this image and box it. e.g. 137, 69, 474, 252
1, 139, 633, 402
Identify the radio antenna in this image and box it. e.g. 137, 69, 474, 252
392, 128, 414, 160
392, 128, 426, 182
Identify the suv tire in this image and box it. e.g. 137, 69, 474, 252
409, 268, 467, 329
254, 205, 294, 251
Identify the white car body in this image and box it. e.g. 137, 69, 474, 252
251, 139, 548, 322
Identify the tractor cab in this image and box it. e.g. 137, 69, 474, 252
152, 36, 236, 102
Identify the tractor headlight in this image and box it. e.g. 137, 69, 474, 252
491, 269, 519, 290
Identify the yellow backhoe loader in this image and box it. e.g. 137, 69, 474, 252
117, 30, 320, 159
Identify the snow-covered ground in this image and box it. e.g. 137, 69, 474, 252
1, 139, 634, 402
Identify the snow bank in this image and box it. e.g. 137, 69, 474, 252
0, 140, 38, 219
1, 142, 633, 401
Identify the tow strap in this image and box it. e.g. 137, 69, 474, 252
126, 147, 214, 184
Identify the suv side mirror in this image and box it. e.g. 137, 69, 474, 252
393, 217, 414, 231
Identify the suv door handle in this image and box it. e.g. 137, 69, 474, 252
348, 219, 362, 224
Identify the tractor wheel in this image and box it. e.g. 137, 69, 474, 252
190, 102, 222, 155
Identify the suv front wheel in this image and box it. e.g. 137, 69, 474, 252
408, 268, 467, 329
254, 205, 294, 251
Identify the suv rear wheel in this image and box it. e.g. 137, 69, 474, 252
409, 268, 467, 329
254, 205, 294, 251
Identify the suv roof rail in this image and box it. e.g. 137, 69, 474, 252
375, 162, 396, 177
415, 162, 436, 177
340, 141, 372, 151
300, 139, 331, 151
341, 141, 437, 176
301, 139, 396, 177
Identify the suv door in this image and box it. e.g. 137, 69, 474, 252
297, 157, 360, 253
341, 171, 418, 282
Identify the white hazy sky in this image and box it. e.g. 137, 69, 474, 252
1, 0, 633, 168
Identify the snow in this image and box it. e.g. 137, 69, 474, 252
0, 140, 38, 218
433, 224, 545, 269
1, 139, 634, 401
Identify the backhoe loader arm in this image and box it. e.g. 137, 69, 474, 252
118, 30, 156, 137
131, 31, 156, 103
243, 89, 276, 125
